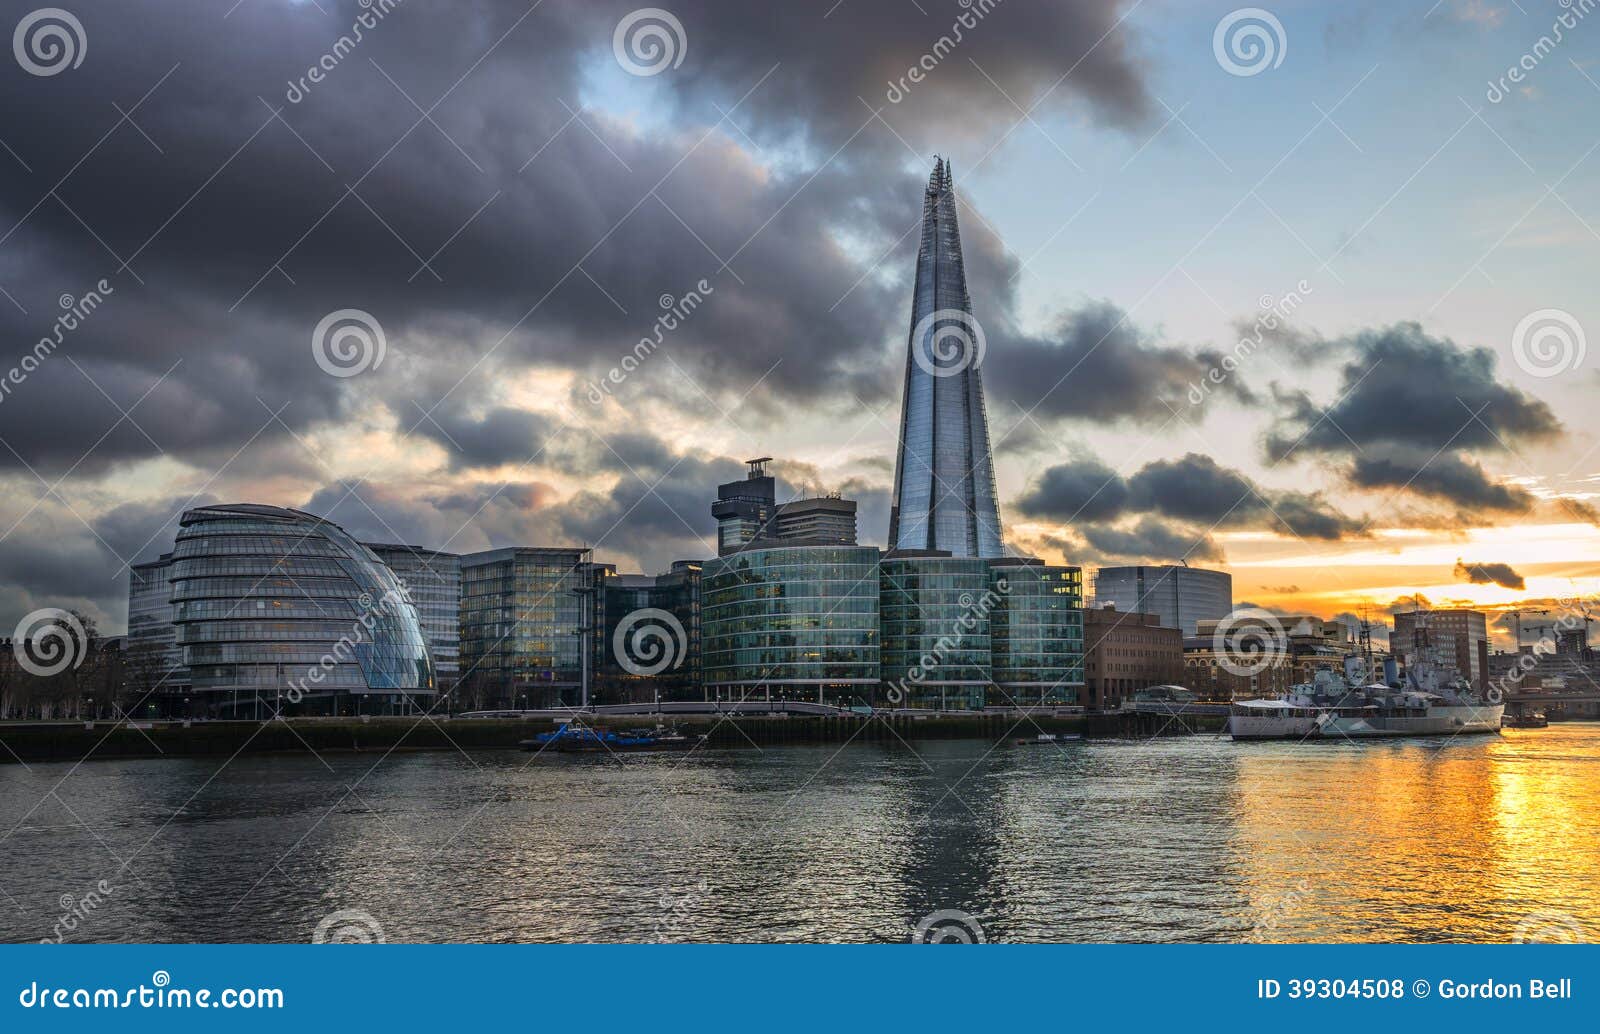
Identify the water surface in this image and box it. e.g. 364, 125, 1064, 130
1, 725, 1596, 943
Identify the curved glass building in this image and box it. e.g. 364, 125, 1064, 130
988, 560, 1084, 706
702, 545, 879, 707
879, 553, 993, 710
170, 504, 434, 716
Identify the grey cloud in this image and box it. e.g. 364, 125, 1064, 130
1453, 559, 1526, 591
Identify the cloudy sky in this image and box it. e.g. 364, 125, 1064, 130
2, 0, 1598, 644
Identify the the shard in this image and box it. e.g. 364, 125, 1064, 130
887, 157, 1004, 558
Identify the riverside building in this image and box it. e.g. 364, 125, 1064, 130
168, 504, 434, 717
364, 543, 461, 700
457, 547, 602, 711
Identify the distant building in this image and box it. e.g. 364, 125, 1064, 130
712, 458, 860, 555
713, 458, 777, 555
1082, 608, 1183, 711
1093, 565, 1231, 636
364, 543, 461, 701
458, 547, 601, 710
170, 504, 434, 717
1393, 609, 1488, 690
126, 551, 189, 709
774, 495, 857, 546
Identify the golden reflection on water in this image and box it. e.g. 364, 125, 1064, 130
1228, 725, 1600, 942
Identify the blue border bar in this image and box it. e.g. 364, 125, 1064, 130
2, 945, 1595, 1030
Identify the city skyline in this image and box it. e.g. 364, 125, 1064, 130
2, 3, 1599, 650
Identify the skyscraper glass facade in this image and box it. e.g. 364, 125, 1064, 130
169, 504, 434, 716
126, 552, 189, 707
365, 543, 461, 699
888, 158, 1004, 558
458, 547, 597, 709
879, 554, 992, 710
988, 561, 1084, 706
702, 545, 879, 707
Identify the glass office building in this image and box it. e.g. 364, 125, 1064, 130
879, 553, 992, 710
988, 560, 1084, 706
364, 543, 461, 700
458, 547, 598, 710
887, 158, 1004, 558
1092, 565, 1232, 636
596, 560, 702, 705
126, 551, 189, 713
702, 545, 880, 707
169, 504, 434, 716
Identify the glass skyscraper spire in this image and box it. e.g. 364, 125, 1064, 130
887, 157, 1004, 557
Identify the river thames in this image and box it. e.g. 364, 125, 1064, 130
1, 724, 1596, 943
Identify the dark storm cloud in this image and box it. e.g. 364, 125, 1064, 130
979, 301, 1257, 431
1264, 323, 1561, 460
1077, 518, 1224, 564
0, 0, 1152, 476
1011, 455, 1130, 523
1015, 452, 1362, 541
1453, 559, 1526, 591
415, 405, 553, 471
1349, 452, 1534, 512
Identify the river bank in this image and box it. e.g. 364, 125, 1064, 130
0, 710, 1222, 763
